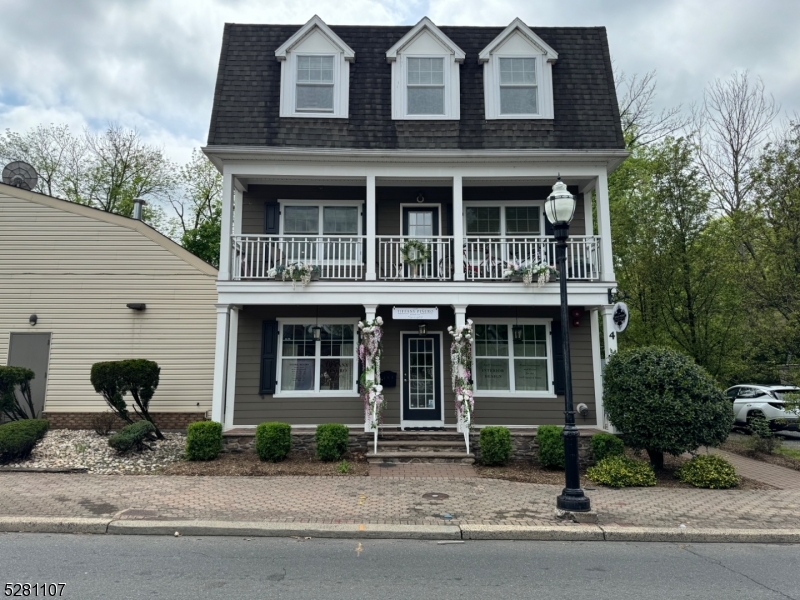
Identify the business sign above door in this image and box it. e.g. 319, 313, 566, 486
392, 307, 439, 320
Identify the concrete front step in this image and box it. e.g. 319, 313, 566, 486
379, 441, 468, 452
368, 452, 476, 465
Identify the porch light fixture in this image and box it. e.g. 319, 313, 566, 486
29, 314, 37, 326
126, 303, 146, 311
513, 308, 523, 341
418, 323, 427, 335
312, 307, 322, 341
544, 175, 590, 513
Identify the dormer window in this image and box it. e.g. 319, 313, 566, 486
386, 17, 465, 121
275, 15, 355, 119
499, 58, 537, 115
296, 55, 335, 112
479, 18, 558, 120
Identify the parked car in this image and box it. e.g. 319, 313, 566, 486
726, 384, 800, 430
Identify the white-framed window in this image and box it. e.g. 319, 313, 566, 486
499, 57, 538, 115
275, 319, 359, 397
279, 200, 363, 263
463, 201, 544, 236
276, 16, 353, 119
407, 57, 445, 116
471, 319, 554, 397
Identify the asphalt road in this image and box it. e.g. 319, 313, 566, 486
1, 534, 799, 600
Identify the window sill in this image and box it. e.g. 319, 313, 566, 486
282, 112, 348, 119
473, 392, 558, 399
272, 392, 360, 399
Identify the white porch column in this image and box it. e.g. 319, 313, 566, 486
452, 174, 465, 281
218, 172, 234, 281
599, 305, 619, 433
223, 306, 240, 430
453, 304, 467, 329
233, 188, 243, 236
365, 175, 377, 281
595, 172, 615, 281
590, 309, 606, 430
210, 304, 230, 424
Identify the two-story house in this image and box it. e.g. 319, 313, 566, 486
204, 16, 626, 452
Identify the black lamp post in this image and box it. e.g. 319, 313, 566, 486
545, 176, 591, 512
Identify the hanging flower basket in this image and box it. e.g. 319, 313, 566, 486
273, 262, 320, 289
358, 317, 385, 431
503, 262, 556, 287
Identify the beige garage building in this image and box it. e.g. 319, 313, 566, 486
0, 182, 218, 429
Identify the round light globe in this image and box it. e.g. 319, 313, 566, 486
544, 177, 576, 226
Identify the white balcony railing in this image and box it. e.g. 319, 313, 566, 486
463, 236, 601, 281
377, 236, 453, 280
232, 235, 365, 280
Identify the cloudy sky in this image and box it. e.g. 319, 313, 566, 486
0, 0, 797, 165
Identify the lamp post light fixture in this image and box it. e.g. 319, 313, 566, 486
544, 176, 591, 513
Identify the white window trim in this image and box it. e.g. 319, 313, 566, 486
471, 318, 556, 398
403, 55, 448, 118
274, 317, 360, 398
495, 55, 541, 118
280, 51, 349, 119
293, 53, 337, 114
463, 200, 545, 236
278, 199, 365, 236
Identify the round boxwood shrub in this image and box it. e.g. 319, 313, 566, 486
479, 426, 512, 466
586, 455, 657, 488
108, 420, 156, 454
256, 422, 292, 462
315, 423, 350, 461
677, 454, 739, 489
537, 425, 564, 469
603, 347, 733, 469
591, 432, 624, 463
185, 421, 223, 461
0, 419, 49, 463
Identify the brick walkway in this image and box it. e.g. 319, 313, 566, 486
1, 473, 799, 529
710, 448, 800, 490
369, 464, 477, 478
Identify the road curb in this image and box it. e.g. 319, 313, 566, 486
600, 526, 800, 543
0, 516, 111, 534
461, 524, 605, 540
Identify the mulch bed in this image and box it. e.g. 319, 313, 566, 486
161, 452, 369, 477
475, 450, 771, 490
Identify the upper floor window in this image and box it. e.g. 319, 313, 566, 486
464, 202, 544, 236
275, 15, 354, 119
386, 17, 465, 121
479, 18, 558, 120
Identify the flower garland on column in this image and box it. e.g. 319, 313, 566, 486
358, 317, 384, 431
447, 319, 475, 433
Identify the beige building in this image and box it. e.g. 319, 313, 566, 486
0, 183, 218, 429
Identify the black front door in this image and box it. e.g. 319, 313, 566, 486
401, 333, 442, 422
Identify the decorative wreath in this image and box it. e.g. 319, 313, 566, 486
400, 239, 431, 266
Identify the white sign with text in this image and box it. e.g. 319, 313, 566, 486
392, 307, 439, 320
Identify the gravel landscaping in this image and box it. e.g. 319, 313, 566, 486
1, 429, 186, 475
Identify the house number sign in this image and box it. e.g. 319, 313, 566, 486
392, 307, 439, 320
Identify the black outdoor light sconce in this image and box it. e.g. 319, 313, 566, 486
513, 308, 523, 341
544, 175, 591, 513
29, 314, 37, 326
418, 323, 427, 335
312, 307, 322, 340
126, 303, 146, 311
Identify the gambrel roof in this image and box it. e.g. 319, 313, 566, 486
207, 22, 624, 151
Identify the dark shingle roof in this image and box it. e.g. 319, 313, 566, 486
207, 24, 624, 150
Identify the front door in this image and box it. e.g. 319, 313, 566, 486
401, 333, 443, 425
402, 207, 440, 278
7, 332, 51, 419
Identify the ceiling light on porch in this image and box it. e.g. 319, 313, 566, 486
312, 326, 322, 341
418, 323, 427, 335
512, 324, 523, 341
544, 175, 576, 227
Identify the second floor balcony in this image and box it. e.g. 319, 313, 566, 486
231, 234, 602, 282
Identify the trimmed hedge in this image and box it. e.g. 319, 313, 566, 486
677, 454, 739, 489
90, 359, 163, 439
586, 455, 657, 488
0, 419, 49, 463
108, 421, 156, 454
591, 433, 624, 463
479, 426, 512, 466
0, 366, 38, 419
185, 421, 223, 461
315, 423, 349, 462
537, 425, 565, 469
256, 422, 292, 462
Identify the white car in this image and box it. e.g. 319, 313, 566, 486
726, 384, 800, 430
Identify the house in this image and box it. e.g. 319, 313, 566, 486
204, 16, 625, 448
0, 183, 218, 428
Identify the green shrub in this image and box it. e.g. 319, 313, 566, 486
537, 425, 565, 469
586, 455, 657, 488
0, 419, 49, 463
677, 454, 739, 489
591, 432, 624, 463
185, 421, 223, 461
90, 359, 163, 439
479, 426, 512, 466
0, 365, 38, 420
91, 412, 122, 436
255, 422, 292, 462
315, 423, 350, 462
603, 347, 733, 469
336, 459, 350, 474
108, 420, 156, 454
747, 413, 782, 455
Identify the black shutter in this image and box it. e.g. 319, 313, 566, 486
551, 321, 565, 395
259, 320, 279, 395
264, 202, 279, 234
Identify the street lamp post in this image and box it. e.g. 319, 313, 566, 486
545, 176, 591, 513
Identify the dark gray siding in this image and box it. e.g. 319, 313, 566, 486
232, 304, 596, 426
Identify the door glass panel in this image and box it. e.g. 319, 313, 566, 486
408, 210, 434, 237
408, 338, 435, 409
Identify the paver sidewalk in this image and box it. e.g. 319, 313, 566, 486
709, 448, 800, 490
2, 473, 799, 530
